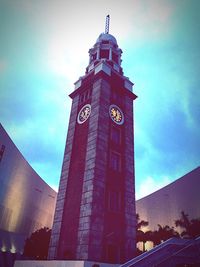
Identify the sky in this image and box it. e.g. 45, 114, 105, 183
0, 0, 200, 200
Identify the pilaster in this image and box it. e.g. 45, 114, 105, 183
48, 95, 79, 259
76, 78, 111, 261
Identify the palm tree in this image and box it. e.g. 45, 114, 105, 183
175, 211, 200, 239
136, 214, 152, 252
137, 229, 153, 252
136, 213, 149, 229
151, 224, 179, 246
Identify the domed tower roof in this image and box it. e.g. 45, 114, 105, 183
86, 15, 123, 75
96, 33, 118, 45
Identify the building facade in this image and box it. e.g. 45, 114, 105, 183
136, 167, 200, 232
0, 123, 57, 255
48, 29, 137, 263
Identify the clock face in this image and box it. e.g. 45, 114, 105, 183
109, 104, 124, 125
77, 104, 91, 124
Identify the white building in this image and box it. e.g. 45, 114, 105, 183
0, 123, 57, 255
136, 166, 200, 232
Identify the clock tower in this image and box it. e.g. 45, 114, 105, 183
48, 16, 137, 264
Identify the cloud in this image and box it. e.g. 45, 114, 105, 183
31, 161, 60, 193
0, 60, 7, 72
128, 0, 200, 198
6, 117, 67, 190
1, 0, 200, 198
134, 101, 200, 199
136, 175, 171, 200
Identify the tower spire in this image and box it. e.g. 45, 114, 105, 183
105, 14, 110, 34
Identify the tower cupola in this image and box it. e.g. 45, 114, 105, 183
86, 15, 123, 75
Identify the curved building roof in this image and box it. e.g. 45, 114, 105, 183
136, 166, 200, 232
0, 123, 57, 254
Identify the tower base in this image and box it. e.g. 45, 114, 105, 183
14, 260, 120, 267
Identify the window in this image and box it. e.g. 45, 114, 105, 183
108, 191, 121, 212
79, 89, 92, 104
110, 151, 121, 172
100, 49, 109, 59
91, 53, 97, 61
0, 145, 5, 162
112, 91, 124, 106
80, 94, 84, 103
112, 52, 118, 64
110, 126, 121, 144
102, 40, 109, 45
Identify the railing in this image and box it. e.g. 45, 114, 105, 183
155, 236, 200, 267
120, 237, 200, 267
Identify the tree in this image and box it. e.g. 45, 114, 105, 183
175, 211, 200, 239
151, 224, 179, 246
136, 213, 149, 229
23, 227, 51, 260
137, 229, 153, 252
136, 214, 152, 252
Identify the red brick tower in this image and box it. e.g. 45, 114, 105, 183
48, 17, 137, 264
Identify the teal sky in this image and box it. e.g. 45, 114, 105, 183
0, 0, 199, 199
